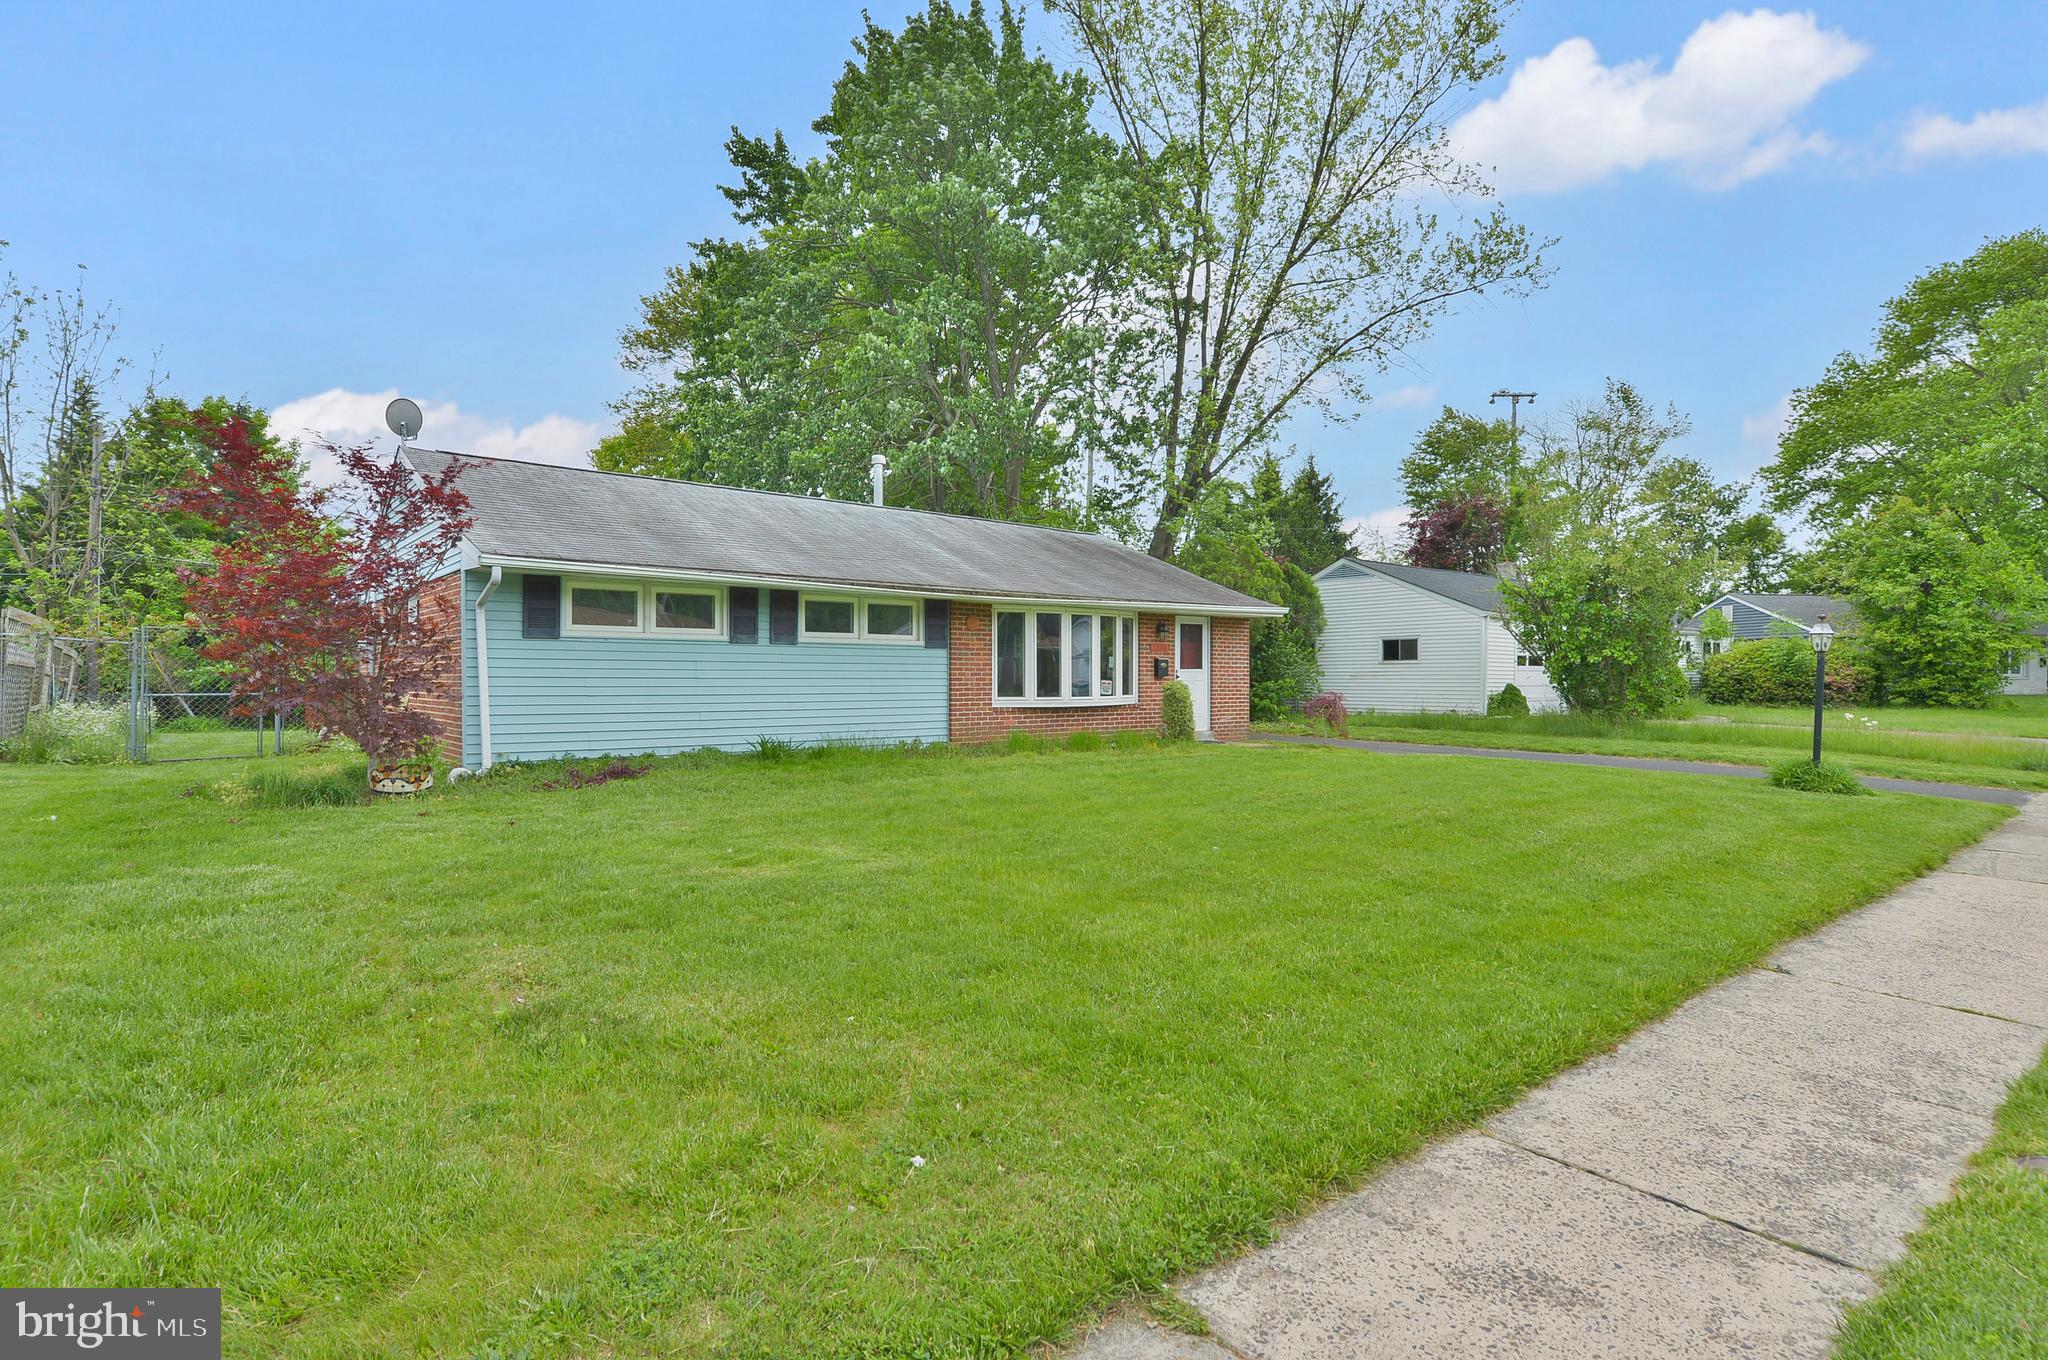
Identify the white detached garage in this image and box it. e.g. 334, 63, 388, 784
1312, 558, 1561, 714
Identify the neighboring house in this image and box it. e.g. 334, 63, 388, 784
401, 451, 1281, 768
2001, 629, 2048, 696
1677, 593, 2048, 696
1310, 558, 1560, 714
1678, 593, 1852, 676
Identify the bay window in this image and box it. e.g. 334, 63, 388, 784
995, 608, 1137, 706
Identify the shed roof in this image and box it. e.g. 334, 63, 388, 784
406, 449, 1281, 614
1329, 558, 1504, 613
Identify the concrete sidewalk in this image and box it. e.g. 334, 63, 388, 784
1075, 798, 2048, 1360
1258, 732, 2035, 805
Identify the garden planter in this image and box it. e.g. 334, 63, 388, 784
368, 763, 434, 795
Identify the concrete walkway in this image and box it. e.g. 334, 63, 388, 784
1075, 797, 2048, 1360
1259, 732, 2033, 805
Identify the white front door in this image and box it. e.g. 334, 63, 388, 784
1177, 616, 1211, 734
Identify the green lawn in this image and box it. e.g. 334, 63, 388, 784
0, 743, 2007, 1357
146, 726, 316, 761
1266, 710, 2048, 791
1693, 695, 2048, 741
1835, 1047, 2048, 1359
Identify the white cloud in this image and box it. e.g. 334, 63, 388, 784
1342, 505, 1412, 559
1375, 383, 1440, 411
1903, 97, 2048, 160
1450, 10, 1869, 195
1740, 391, 1795, 448
266, 387, 606, 487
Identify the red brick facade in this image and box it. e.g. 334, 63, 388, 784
1209, 615, 1251, 741
413, 573, 464, 759
946, 602, 1251, 744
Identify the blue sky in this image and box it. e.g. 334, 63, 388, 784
5, 2, 2045, 538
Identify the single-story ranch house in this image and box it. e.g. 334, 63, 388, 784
402, 451, 1282, 768
1677, 591, 2047, 694
1311, 558, 1560, 714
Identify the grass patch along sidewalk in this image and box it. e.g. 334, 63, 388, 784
1263, 710, 2048, 792
1834, 1046, 2048, 1359
0, 742, 2008, 1356
1693, 695, 2048, 742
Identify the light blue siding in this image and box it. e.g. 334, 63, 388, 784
458, 571, 947, 766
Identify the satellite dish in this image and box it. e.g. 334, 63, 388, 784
385, 397, 424, 440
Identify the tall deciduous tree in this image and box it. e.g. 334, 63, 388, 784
1500, 524, 1693, 720
1406, 495, 1507, 573
1051, 0, 1548, 557
1763, 231, 2048, 569
1829, 498, 2047, 708
0, 257, 128, 624
169, 419, 473, 765
605, 1, 1150, 521
1399, 406, 1520, 511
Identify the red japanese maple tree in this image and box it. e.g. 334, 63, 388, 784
168, 415, 471, 765
1406, 495, 1509, 574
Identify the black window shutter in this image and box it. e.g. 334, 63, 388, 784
729, 587, 759, 643
769, 589, 798, 645
523, 574, 561, 639
924, 599, 949, 648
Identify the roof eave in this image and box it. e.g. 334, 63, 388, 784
468, 551, 1289, 617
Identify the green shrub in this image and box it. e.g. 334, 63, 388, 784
1064, 731, 1103, 752
1111, 729, 1155, 751
1160, 680, 1195, 741
1, 703, 129, 764
1487, 683, 1530, 717
1767, 756, 1871, 796
1703, 637, 1877, 707
1250, 624, 1321, 721
1005, 729, 1052, 754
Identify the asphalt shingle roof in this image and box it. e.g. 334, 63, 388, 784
1680, 593, 1853, 631
1725, 593, 1852, 629
405, 449, 1281, 614
1347, 559, 1504, 613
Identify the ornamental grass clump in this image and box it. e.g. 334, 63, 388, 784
1768, 756, 1871, 796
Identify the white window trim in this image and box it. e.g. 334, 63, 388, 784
991, 607, 1139, 708
649, 582, 728, 640
564, 578, 649, 636
860, 596, 924, 645
1382, 637, 1420, 663
798, 592, 859, 642
563, 579, 729, 639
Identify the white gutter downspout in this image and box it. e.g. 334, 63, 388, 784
473, 565, 503, 769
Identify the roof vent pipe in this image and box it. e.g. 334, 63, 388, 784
870, 454, 887, 506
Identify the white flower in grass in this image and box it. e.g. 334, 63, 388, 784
910, 1155, 926, 1169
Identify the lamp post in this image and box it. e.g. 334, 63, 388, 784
1809, 616, 1834, 765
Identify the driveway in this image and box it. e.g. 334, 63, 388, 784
1075, 795, 2048, 1359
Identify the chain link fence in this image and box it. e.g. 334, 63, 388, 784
0, 613, 306, 763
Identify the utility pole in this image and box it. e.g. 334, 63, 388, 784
1488, 389, 1537, 456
